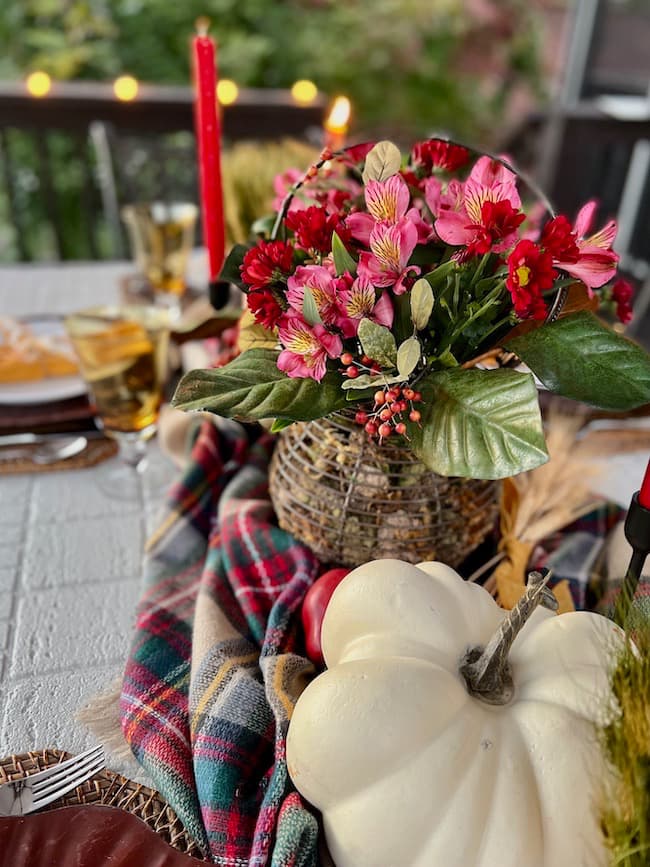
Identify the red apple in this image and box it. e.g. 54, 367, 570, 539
302, 567, 351, 666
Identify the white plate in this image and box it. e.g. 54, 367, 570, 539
0, 317, 87, 406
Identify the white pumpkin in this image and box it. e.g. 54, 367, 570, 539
287, 558, 623, 867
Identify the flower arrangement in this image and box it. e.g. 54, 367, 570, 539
174, 139, 650, 480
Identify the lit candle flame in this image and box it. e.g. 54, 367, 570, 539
324, 96, 351, 134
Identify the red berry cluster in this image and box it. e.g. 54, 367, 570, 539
339, 352, 381, 378
354, 385, 422, 441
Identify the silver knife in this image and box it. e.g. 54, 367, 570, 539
0, 431, 103, 448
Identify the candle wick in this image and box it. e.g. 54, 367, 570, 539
195, 16, 210, 37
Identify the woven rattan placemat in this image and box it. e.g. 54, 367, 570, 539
0, 437, 119, 475
0, 749, 205, 859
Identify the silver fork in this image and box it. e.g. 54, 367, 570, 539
0, 745, 105, 816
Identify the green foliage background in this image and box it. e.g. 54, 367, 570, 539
0, 0, 545, 140
0, 0, 547, 261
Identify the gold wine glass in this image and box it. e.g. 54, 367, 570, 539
65, 306, 169, 490
121, 202, 198, 318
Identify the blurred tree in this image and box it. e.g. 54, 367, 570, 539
0, 0, 546, 142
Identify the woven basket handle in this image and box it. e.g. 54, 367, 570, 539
270, 138, 567, 325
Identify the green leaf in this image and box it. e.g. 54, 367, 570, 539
250, 215, 275, 237
397, 337, 420, 378
302, 285, 321, 326
342, 373, 403, 390
410, 278, 434, 329
270, 418, 294, 433
434, 347, 459, 368
331, 231, 358, 276
408, 368, 548, 479
172, 348, 347, 421
423, 260, 457, 288
219, 243, 251, 288
505, 312, 650, 411
362, 140, 402, 184
357, 318, 397, 368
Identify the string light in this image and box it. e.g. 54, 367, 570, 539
217, 79, 239, 105
291, 79, 318, 105
26, 71, 52, 98
113, 75, 139, 102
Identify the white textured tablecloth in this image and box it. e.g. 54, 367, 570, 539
0, 256, 207, 783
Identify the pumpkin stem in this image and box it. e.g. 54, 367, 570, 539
460, 570, 558, 705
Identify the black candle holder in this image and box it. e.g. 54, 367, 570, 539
614, 492, 650, 626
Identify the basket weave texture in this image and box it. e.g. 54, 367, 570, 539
0, 749, 205, 859
269, 413, 499, 567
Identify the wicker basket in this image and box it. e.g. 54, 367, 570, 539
269, 413, 499, 567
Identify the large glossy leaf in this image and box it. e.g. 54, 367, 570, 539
505, 312, 650, 411
172, 348, 347, 421
219, 243, 250, 288
409, 368, 548, 479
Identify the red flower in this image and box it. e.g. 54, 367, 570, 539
340, 142, 375, 167
540, 215, 579, 262
286, 205, 349, 254
412, 140, 469, 173
465, 199, 526, 257
611, 278, 634, 325
506, 240, 556, 320
240, 240, 294, 291
246, 288, 284, 330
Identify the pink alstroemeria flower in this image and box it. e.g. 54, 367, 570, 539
347, 175, 432, 245
286, 265, 340, 325
553, 201, 618, 291
277, 314, 342, 381
357, 219, 420, 294
336, 276, 394, 337
434, 158, 523, 256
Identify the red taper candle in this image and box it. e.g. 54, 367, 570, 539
639, 457, 650, 509
193, 20, 225, 283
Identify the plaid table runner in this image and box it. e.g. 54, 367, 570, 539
121, 419, 321, 865
120, 417, 648, 865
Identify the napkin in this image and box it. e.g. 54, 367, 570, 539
120, 418, 321, 866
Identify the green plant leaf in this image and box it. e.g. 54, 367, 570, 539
270, 418, 294, 433
505, 312, 650, 411
361, 140, 402, 184
332, 231, 358, 276
357, 318, 397, 368
219, 243, 250, 288
172, 348, 347, 421
250, 214, 275, 237
302, 285, 321, 325
423, 259, 457, 287
397, 337, 420, 378
408, 368, 548, 479
341, 372, 403, 390
410, 278, 434, 329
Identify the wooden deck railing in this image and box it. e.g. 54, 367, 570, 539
0, 81, 325, 262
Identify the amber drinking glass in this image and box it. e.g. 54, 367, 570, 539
65, 306, 169, 477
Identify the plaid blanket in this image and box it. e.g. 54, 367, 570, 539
121, 419, 321, 865
120, 417, 648, 865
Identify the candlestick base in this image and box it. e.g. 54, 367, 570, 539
209, 280, 232, 310
615, 492, 650, 626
